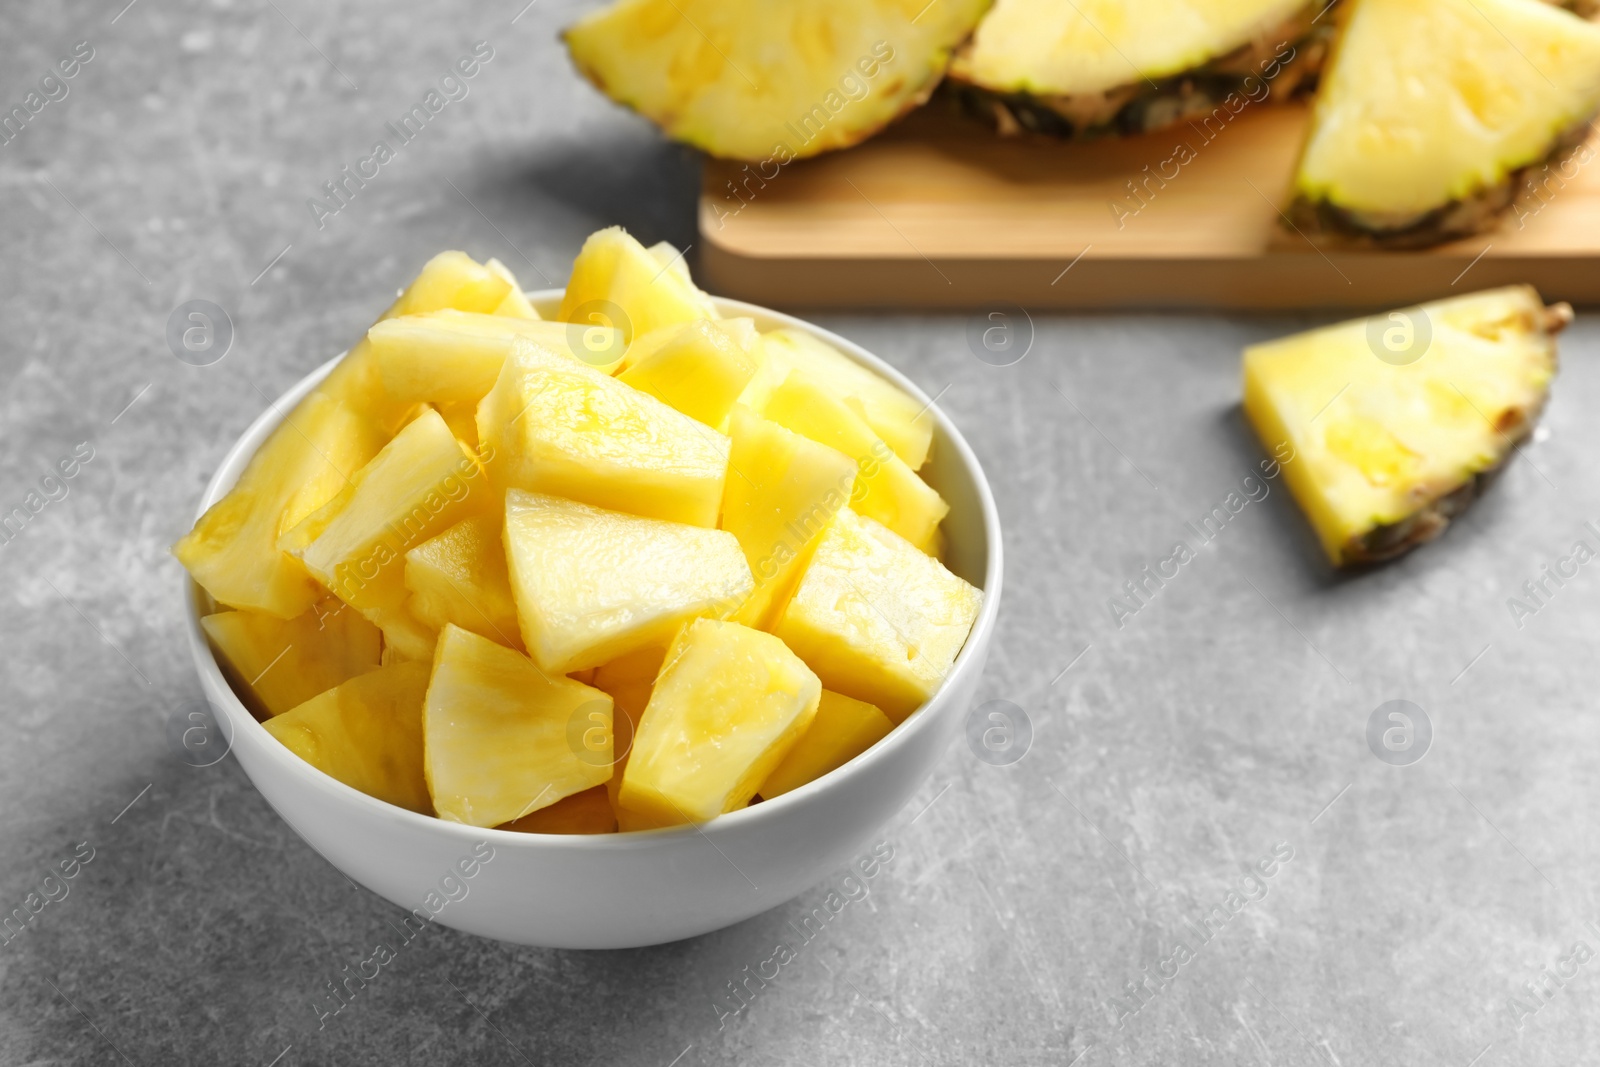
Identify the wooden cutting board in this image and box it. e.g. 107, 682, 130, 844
697, 102, 1600, 311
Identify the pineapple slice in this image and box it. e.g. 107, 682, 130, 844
591, 645, 667, 816
499, 786, 618, 834
617, 319, 759, 428
1290, 0, 1600, 245
619, 618, 821, 826
736, 331, 793, 414
647, 241, 692, 285
761, 328, 933, 469
423, 625, 614, 827
404, 514, 523, 650
202, 600, 381, 717
759, 690, 895, 799
763, 373, 948, 552
774, 507, 982, 723
721, 405, 858, 630
368, 310, 626, 405
948, 0, 1322, 139
487, 258, 541, 320
284, 408, 488, 620
557, 227, 715, 343
384, 251, 511, 319
1242, 286, 1568, 565
264, 662, 433, 814
477, 338, 731, 528
504, 491, 754, 673
564, 0, 992, 161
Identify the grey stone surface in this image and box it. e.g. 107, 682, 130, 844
2, 2, 1599, 1065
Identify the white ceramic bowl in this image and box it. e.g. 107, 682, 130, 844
184, 292, 1003, 949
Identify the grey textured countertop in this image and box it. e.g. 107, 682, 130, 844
4, 2, 1600, 1065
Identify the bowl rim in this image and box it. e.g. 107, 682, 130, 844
183, 290, 1004, 851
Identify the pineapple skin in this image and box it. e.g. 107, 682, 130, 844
1243, 286, 1568, 565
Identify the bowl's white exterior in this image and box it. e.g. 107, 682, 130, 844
184, 293, 1003, 949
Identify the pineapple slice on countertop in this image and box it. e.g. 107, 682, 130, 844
477, 338, 731, 528
564, 0, 992, 162
499, 786, 618, 834
201, 600, 381, 717
503, 490, 753, 674
1243, 286, 1570, 565
1289, 0, 1600, 246
759, 690, 895, 800
558, 227, 715, 343
619, 618, 821, 827
264, 661, 433, 814
774, 507, 983, 723
423, 625, 615, 827
617, 319, 759, 428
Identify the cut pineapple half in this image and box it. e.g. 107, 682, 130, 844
1290, 0, 1600, 245
564, 0, 992, 162
370, 310, 626, 407
1243, 286, 1568, 565
948, 0, 1322, 138
764, 373, 948, 552
774, 507, 982, 723
404, 514, 523, 650
504, 490, 753, 674
619, 618, 821, 826
264, 661, 433, 814
478, 338, 730, 528
423, 625, 615, 827
558, 227, 715, 344
761, 328, 933, 469
721, 404, 858, 630
759, 690, 895, 799
618, 319, 759, 428
202, 600, 381, 717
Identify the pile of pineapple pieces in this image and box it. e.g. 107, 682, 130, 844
176, 227, 983, 834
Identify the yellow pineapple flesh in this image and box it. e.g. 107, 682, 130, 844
617, 319, 759, 428
759, 690, 894, 799
499, 785, 618, 834
557, 226, 715, 343
201, 600, 381, 717
486, 258, 541, 320
590, 644, 666, 818
404, 514, 523, 650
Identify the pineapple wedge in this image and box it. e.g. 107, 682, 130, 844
264, 661, 433, 814
500, 786, 618, 834
1243, 286, 1569, 565
557, 227, 715, 343
774, 507, 982, 723
591, 645, 667, 815
487, 258, 541, 320
764, 373, 948, 552
761, 328, 933, 469
759, 690, 894, 799
404, 514, 523, 650
385, 251, 512, 319
284, 408, 489, 620
618, 320, 759, 428
619, 618, 821, 826
201, 600, 381, 717
721, 404, 858, 630
424, 625, 615, 827
1290, 0, 1600, 246
949, 0, 1322, 139
477, 338, 730, 528
564, 0, 992, 162
504, 490, 753, 673
368, 310, 626, 406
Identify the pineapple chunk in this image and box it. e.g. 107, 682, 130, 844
564, 0, 992, 161
285, 408, 488, 620
1291, 0, 1600, 244
487, 258, 541, 320
264, 662, 432, 814
423, 625, 614, 827
1242, 286, 1567, 565
763, 373, 948, 552
500, 785, 618, 834
404, 515, 523, 649
437, 399, 480, 451
175, 392, 383, 618
736, 331, 793, 414
619, 618, 821, 826
618, 319, 759, 428
774, 508, 982, 723
591, 645, 666, 814
202, 600, 381, 717
385, 251, 511, 319
557, 227, 715, 343
504, 491, 753, 673
759, 690, 894, 799
368, 310, 626, 405
761, 329, 933, 469
378, 608, 440, 663
477, 339, 730, 528
647, 241, 692, 285
721, 405, 858, 630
